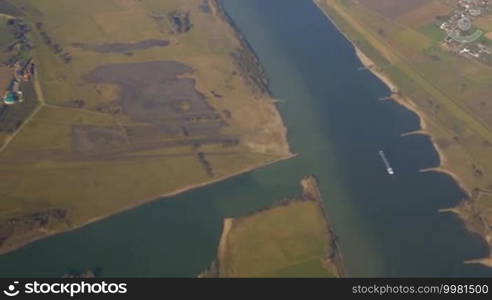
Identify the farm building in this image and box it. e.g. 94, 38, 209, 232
3, 91, 16, 105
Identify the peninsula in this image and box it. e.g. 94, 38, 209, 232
200, 176, 343, 278
0, 0, 291, 254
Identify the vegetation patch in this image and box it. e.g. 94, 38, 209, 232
0, 1, 24, 17
360, 0, 428, 19
0, 209, 68, 248
169, 10, 192, 34
72, 39, 169, 54
83, 61, 228, 137
201, 177, 342, 278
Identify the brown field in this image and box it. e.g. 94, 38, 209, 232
398, 0, 452, 28
73, 39, 170, 54
0, 1, 24, 16
475, 14, 492, 31
361, 0, 429, 18
0, 67, 11, 92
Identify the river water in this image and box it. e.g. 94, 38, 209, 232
0, 0, 491, 277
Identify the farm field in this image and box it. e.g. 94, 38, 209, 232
201, 177, 341, 278
0, 0, 291, 254
316, 0, 492, 261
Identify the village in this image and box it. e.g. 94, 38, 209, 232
440, 0, 492, 61
2, 59, 35, 105
0, 14, 39, 136
1, 17, 34, 106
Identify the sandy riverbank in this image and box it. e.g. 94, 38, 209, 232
0, 13, 16, 20
313, 0, 491, 268
315, 0, 461, 193
356, 35, 492, 269
354, 48, 469, 196
217, 218, 233, 262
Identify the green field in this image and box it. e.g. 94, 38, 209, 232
203, 177, 339, 278
0, 0, 291, 254
0, 19, 14, 46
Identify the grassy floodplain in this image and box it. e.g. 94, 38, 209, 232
0, 0, 291, 254
201, 176, 342, 278
315, 0, 492, 265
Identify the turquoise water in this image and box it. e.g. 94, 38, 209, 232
0, 0, 490, 277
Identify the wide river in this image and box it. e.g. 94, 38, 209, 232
1, 0, 491, 277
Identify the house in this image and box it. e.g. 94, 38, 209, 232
3, 91, 16, 105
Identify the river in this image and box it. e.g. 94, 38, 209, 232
0, 0, 491, 277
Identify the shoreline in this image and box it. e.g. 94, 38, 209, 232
217, 218, 233, 265
301, 176, 345, 277
197, 218, 234, 278
212, 0, 291, 156
354, 37, 492, 267
212, 0, 271, 95
313, 0, 491, 266
0, 13, 16, 20
0, 152, 296, 256
354, 47, 472, 197
314, 0, 466, 194
356, 26, 492, 269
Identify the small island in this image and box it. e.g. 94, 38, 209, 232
201, 176, 343, 278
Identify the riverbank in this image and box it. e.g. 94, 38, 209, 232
354, 48, 467, 196
313, 0, 492, 267
358, 45, 492, 268
201, 176, 344, 277
212, 0, 291, 156
212, 0, 270, 96
0, 13, 15, 20
0, 153, 296, 256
